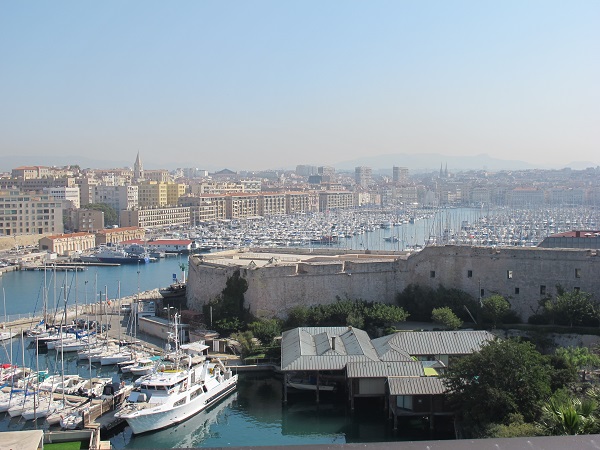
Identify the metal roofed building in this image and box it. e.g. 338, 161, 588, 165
372, 330, 495, 367
281, 326, 493, 431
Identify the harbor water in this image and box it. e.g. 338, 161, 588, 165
1, 205, 598, 446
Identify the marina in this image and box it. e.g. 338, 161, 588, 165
1, 204, 600, 447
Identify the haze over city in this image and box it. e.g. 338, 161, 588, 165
1, 1, 599, 171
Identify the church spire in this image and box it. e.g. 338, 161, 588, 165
134, 151, 144, 182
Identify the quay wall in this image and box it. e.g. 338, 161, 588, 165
187, 246, 600, 321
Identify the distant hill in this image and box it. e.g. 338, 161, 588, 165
1, 153, 597, 174
335, 153, 536, 173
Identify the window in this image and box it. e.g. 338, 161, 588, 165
507, 270, 513, 279
480, 289, 485, 297
574, 287, 580, 293
467, 270, 473, 278
540, 285, 546, 295
575, 269, 581, 278
430, 271, 435, 278
515, 287, 520, 295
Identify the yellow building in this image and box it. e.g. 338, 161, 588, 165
39, 232, 96, 255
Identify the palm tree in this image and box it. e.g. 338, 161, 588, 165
538, 393, 599, 435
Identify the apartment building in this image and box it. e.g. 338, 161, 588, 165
120, 207, 191, 228
318, 191, 354, 212
0, 190, 63, 236
93, 185, 139, 211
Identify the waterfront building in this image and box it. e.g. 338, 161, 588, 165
226, 193, 261, 219
39, 231, 96, 255
0, 189, 63, 236
318, 191, 354, 212
95, 226, 146, 245
258, 193, 287, 216
281, 326, 492, 428
120, 206, 191, 228
506, 188, 545, 208
285, 192, 311, 214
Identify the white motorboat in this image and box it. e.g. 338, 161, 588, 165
0, 330, 17, 341
115, 313, 237, 434
115, 356, 237, 434
39, 374, 86, 395
128, 357, 161, 377
100, 350, 133, 366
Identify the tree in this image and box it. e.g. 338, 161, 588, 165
555, 346, 600, 381
84, 203, 118, 226
481, 295, 510, 328
444, 338, 553, 430
396, 284, 479, 323
248, 319, 282, 346
204, 270, 250, 332
537, 390, 600, 435
552, 291, 598, 327
431, 307, 462, 330
230, 330, 258, 358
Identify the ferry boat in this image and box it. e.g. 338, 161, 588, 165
80, 246, 150, 265
114, 315, 237, 434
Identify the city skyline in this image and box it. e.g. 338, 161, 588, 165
1, 1, 599, 171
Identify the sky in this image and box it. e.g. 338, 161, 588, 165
1, 1, 599, 171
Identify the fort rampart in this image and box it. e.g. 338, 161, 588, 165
186, 246, 600, 320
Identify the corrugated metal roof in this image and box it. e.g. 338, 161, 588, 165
281, 327, 380, 371
283, 355, 373, 372
387, 376, 447, 396
346, 361, 424, 378
374, 330, 494, 356
282, 328, 493, 372
372, 334, 413, 362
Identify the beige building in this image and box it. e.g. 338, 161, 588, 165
0, 190, 63, 236
120, 207, 191, 229
179, 194, 227, 223
258, 193, 287, 216
226, 193, 261, 219
95, 226, 146, 245
318, 191, 354, 212
286, 192, 311, 214
39, 232, 96, 255
43, 186, 81, 209
69, 208, 105, 233
11, 166, 51, 179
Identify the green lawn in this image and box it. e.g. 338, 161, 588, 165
44, 441, 83, 450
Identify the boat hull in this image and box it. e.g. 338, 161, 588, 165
120, 375, 237, 434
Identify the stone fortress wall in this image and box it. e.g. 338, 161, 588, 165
186, 246, 600, 321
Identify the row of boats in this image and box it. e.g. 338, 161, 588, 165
2, 314, 238, 436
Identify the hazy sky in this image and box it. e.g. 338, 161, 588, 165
1, 1, 599, 171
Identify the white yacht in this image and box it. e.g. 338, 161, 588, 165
115, 314, 237, 434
